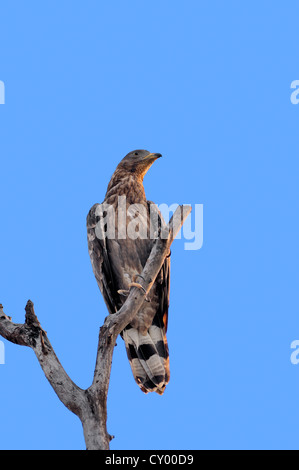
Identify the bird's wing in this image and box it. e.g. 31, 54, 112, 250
86, 203, 120, 315
156, 253, 170, 332
147, 200, 171, 333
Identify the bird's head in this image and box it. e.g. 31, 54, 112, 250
117, 149, 162, 179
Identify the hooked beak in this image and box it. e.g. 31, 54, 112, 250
143, 152, 162, 161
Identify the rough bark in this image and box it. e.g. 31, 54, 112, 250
0, 204, 191, 450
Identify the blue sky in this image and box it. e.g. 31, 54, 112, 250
0, 1, 299, 450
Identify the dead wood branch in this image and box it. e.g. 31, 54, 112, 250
0, 204, 191, 450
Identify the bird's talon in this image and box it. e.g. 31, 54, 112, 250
132, 274, 146, 283
128, 282, 147, 293
128, 282, 151, 302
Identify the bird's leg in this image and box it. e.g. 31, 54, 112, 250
129, 273, 146, 291
118, 275, 150, 301
129, 274, 150, 302
131, 274, 147, 284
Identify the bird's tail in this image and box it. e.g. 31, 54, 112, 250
122, 324, 170, 395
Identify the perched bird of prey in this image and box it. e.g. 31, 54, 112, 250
87, 150, 170, 394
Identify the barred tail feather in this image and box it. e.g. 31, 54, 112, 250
123, 326, 170, 395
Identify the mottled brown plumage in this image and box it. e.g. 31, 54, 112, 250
87, 150, 170, 394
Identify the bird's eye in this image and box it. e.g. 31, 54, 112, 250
134, 152, 138, 156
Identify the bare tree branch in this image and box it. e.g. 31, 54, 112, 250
0, 301, 86, 416
0, 204, 191, 450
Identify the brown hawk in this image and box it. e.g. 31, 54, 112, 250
86, 150, 170, 395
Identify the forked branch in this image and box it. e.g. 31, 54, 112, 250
0, 204, 191, 450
